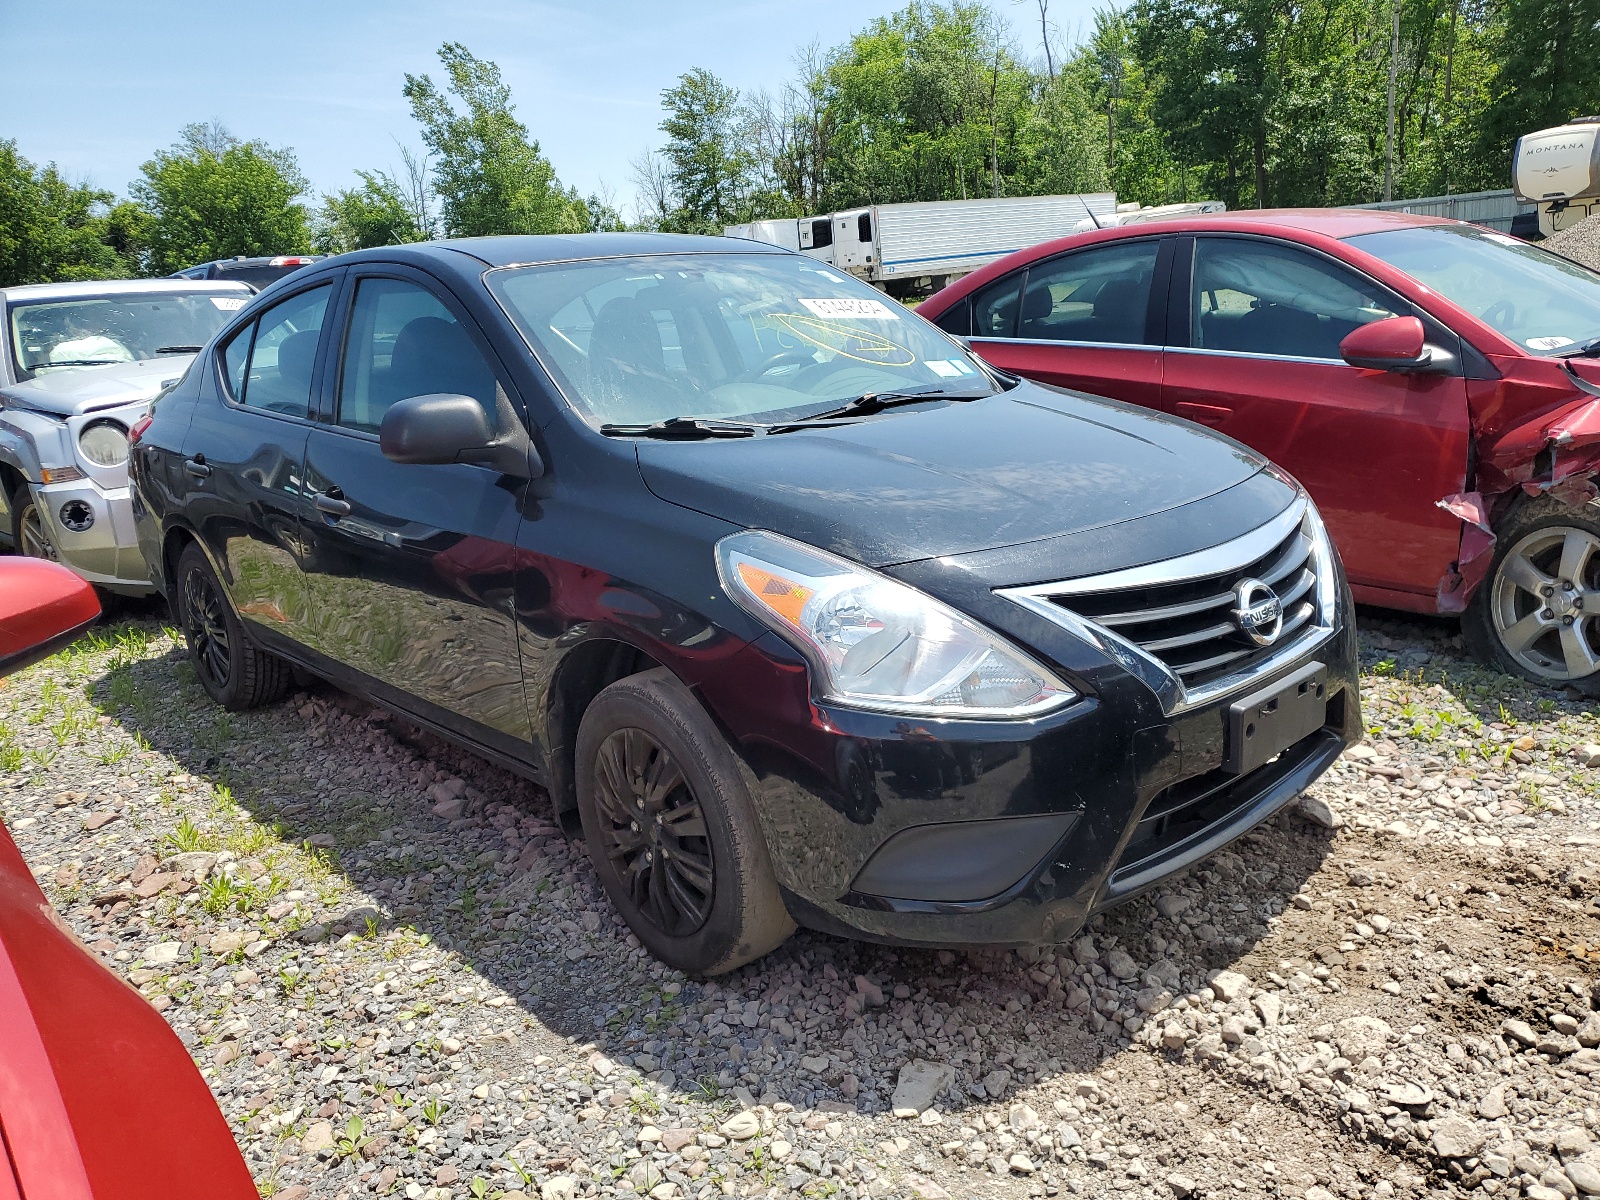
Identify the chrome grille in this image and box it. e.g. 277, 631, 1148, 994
997, 498, 1334, 713
1057, 521, 1316, 688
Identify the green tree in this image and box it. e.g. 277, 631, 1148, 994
1480, 0, 1600, 167
403, 42, 589, 237
313, 171, 427, 254
657, 68, 759, 232
132, 123, 311, 274
0, 140, 143, 285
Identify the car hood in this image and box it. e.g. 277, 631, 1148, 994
636, 383, 1267, 568
0, 356, 193, 417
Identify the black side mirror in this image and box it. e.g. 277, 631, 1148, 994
378, 393, 542, 478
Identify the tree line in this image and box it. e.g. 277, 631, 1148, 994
3, 0, 1595, 286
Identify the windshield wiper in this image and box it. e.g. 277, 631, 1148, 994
156, 345, 203, 354
774, 386, 980, 428
32, 359, 119, 368
599, 417, 762, 440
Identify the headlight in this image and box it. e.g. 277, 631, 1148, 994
78, 420, 130, 468
717, 530, 1076, 718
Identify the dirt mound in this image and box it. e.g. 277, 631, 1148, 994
1542, 211, 1600, 272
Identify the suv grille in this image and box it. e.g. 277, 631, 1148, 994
1055, 519, 1316, 689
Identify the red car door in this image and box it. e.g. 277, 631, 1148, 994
1160, 234, 1471, 608
964, 238, 1168, 413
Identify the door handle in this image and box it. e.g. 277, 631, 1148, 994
313, 488, 352, 518
1174, 402, 1234, 427
183, 455, 212, 478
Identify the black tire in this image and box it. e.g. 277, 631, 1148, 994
574, 668, 794, 976
11, 483, 55, 560
175, 542, 292, 711
1463, 496, 1600, 692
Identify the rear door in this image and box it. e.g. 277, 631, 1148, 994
179, 276, 339, 649
297, 265, 534, 750
1160, 234, 1471, 601
962, 237, 1168, 412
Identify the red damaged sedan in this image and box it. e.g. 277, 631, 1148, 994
922, 210, 1600, 689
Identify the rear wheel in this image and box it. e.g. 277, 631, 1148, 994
1464, 498, 1600, 691
574, 668, 794, 976
10, 484, 54, 560
175, 543, 292, 710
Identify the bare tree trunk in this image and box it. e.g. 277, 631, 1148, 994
1444, 0, 1457, 194
1037, 0, 1055, 78
1385, 0, 1398, 202
1253, 125, 1268, 207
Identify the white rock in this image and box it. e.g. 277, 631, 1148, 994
1577, 1012, 1600, 1048
1335, 1015, 1393, 1061
718, 1110, 760, 1140
144, 941, 182, 966
1253, 992, 1281, 1027
891, 1060, 955, 1116
539, 1177, 577, 1200
1431, 1116, 1486, 1159
1209, 970, 1250, 1003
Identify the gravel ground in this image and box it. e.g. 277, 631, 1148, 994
2, 608, 1600, 1200
1540, 213, 1600, 272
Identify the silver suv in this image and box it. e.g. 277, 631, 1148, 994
0, 279, 252, 591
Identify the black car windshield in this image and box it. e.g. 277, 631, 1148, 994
1345, 224, 1600, 355
486, 253, 997, 427
7, 289, 250, 380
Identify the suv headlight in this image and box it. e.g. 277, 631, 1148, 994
717, 530, 1075, 718
79, 420, 130, 468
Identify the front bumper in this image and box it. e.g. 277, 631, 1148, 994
34, 479, 153, 593
717, 601, 1359, 949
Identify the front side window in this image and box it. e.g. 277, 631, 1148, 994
338, 278, 498, 434
1017, 241, 1160, 345
228, 285, 331, 418
1191, 238, 1401, 360
7, 289, 250, 381
487, 253, 995, 427
1346, 223, 1600, 355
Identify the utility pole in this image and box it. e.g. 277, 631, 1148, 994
1384, 0, 1398, 202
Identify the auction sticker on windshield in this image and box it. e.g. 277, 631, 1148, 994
799, 297, 900, 320
210, 297, 247, 310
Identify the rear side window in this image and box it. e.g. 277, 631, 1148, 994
1191, 238, 1402, 360
224, 285, 331, 417
337, 278, 498, 434
1017, 241, 1160, 345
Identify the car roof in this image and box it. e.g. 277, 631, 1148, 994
1151, 207, 1453, 238
333, 232, 791, 271
1, 278, 255, 301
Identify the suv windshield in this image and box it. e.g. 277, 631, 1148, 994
487, 253, 996, 427
7, 290, 249, 381
1345, 224, 1600, 355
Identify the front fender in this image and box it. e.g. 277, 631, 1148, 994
0, 409, 70, 482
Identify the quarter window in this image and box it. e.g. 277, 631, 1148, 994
1017, 241, 1160, 345
226, 285, 331, 417
971, 278, 1022, 338
337, 278, 498, 434
1191, 238, 1402, 360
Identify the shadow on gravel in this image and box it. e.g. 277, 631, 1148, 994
84, 615, 1339, 1120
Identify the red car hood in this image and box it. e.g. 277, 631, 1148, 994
0, 821, 257, 1198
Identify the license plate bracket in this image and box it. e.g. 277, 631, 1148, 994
1224, 661, 1328, 775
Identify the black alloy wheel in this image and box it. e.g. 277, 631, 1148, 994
183, 560, 232, 689
574, 668, 795, 976
591, 728, 715, 936
174, 542, 293, 711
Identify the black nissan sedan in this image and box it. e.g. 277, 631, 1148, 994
129, 233, 1359, 976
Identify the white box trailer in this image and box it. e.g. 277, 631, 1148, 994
827, 194, 1118, 288
722, 219, 802, 252
1514, 118, 1600, 237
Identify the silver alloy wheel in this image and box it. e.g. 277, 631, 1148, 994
1491, 524, 1600, 681
17, 494, 57, 561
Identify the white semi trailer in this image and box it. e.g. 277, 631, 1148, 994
1514, 118, 1600, 237
724, 193, 1117, 293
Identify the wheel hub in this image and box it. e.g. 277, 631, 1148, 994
1492, 525, 1600, 681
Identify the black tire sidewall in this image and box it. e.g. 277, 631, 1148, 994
574, 671, 789, 976
1465, 496, 1600, 690
11, 485, 45, 559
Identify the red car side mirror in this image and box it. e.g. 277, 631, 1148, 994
1340, 315, 1432, 372
0, 559, 101, 677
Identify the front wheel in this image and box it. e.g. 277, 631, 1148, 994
574, 668, 794, 976
1464, 498, 1600, 690
10, 484, 55, 560
175, 543, 292, 711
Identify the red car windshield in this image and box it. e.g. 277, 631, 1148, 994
1346, 224, 1600, 356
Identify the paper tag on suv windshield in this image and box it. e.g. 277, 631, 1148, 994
799, 297, 899, 320
926, 358, 976, 378
1527, 335, 1575, 350
211, 296, 247, 310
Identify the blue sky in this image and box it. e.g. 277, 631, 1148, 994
3, 0, 1094, 220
